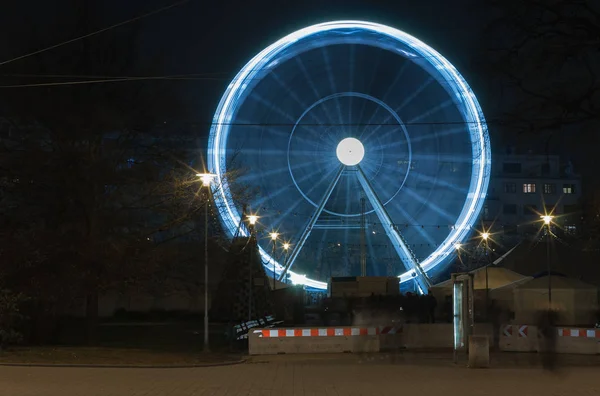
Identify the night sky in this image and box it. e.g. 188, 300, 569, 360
0, 0, 488, 129
1, 0, 596, 190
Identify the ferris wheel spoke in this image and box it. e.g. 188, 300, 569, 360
269, 165, 342, 230
395, 205, 438, 246
235, 160, 313, 184
252, 165, 337, 208
406, 99, 455, 124
348, 44, 355, 123
359, 61, 413, 140
354, 51, 382, 137
408, 125, 466, 144
355, 166, 430, 290
362, 124, 405, 145
367, 136, 409, 152
395, 77, 435, 113
295, 57, 337, 126
410, 153, 471, 163
409, 170, 468, 195
381, 59, 412, 103
321, 47, 345, 127
270, 71, 329, 127
401, 187, 456, 223
278, 165, 345, 281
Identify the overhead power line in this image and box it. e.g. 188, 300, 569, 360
0, 0, 190, 68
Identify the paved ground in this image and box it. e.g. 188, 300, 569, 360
1, 353, 600, 395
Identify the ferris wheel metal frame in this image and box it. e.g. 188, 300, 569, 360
207, 20, 491, 292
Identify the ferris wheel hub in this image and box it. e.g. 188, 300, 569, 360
336, 137, 365, 166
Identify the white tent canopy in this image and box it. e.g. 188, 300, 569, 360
434, 267, 532, 290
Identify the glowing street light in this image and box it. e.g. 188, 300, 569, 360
454, 243, 461, 250
196, 172, 215, 352
245, 213, 259, 320
281, 242, 291, 285
541, 214, 554, 307
196, 172, 216, 187
269, 232, 279, 290
541, 215, 554, 225
480, 231, 491, 319
247, 214, 259, 226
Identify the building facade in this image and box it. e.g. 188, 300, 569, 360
482, 153, 581, 240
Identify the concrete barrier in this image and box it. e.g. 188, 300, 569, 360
499, 325, 600, 355
556, 327, 600, 355
499, 324, 538, 352
468, 335, 490, 368
379, 323, 493, 350
249, 327, 380, 355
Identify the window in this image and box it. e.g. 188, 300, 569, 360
504, 183, 516, 193
543, 183, 555, 194
565, 225, 577, 235
524, 205, 538, 216
563, 184, 576, 194
503, 204, 517, 215
523, 183, 536, 193
503, 163, 522, 173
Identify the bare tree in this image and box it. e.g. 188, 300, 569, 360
478, 0, 600, 137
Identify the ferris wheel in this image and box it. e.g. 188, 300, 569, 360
207, 21, 491, 292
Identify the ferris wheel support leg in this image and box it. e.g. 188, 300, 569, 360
278, 165, 346, 282
355, 166, 431, 294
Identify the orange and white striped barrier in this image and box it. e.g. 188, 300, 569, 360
558, 328, 600, 338
254, 327, 379, 338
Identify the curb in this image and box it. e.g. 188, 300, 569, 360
0, 358, 247, 369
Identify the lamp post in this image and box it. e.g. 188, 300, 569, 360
196, 172, 215, 352
247, 214, 259, 321
282, 242, 290, 285
269, 232, 279, 290
541, 215, 554, 308
481, 232, 490, 321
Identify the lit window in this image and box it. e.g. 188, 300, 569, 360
563, 184, 576, 194
543, 184, 555, 194
523, 183, 536, 193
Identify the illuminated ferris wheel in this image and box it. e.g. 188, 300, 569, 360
207, 21, 491, 292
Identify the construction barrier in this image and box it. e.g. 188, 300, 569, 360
380, 323, 493, 350
249, 326, 380, 355
249, 323, 599, 355
500, 325, 600, 355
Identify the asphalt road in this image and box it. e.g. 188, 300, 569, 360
2, 353, 599, 395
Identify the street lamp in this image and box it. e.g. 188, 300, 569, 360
247, 215, 258, 227
541, 215, 554, 308
282, 242, 290, 285
246, 214, 259, 320
196, 172, 215, 352
269, 232, 279, 290
481, 231, 490, 321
